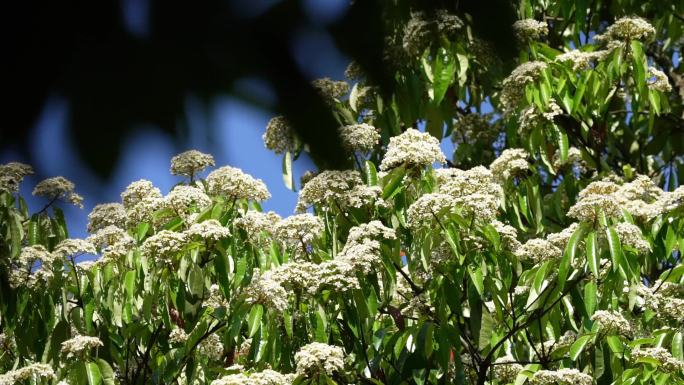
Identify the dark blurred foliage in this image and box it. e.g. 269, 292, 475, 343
2, 0, 518, 177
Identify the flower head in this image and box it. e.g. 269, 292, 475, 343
170, 150, 215, 178
61, 335, 103, 359
339, 123, 380, 152
380, 128, 446, 170
0, 162, 33, 193
206, 166, 270, 201
33, 176, 84, 208
295, 342, 345, 377
87, 203, 126, 233
513, 19, 548, 41
263, 116, 298, 154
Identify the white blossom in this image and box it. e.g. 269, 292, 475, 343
513, 19, 548, 41
0, 162, 33, 193
184, 219, 231, 242
489, 148, 530, 183
170, 150, 215, 178
339, 123, 380, 152
648, 67, 672, 92
206, 166, 270, 201
121, 179, 163, 209
32, 176, 84, 208
295, 342, 345, 377
379, 128, 446, 170
591, 310, 632, 336
263, 116, 298, 154
61, 335, 103, 359
87, 203, 126, 233
530, 368, 593, 385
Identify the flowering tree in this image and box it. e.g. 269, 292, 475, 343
2, 2, 684, 385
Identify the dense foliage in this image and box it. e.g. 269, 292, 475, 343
2, 1, 684, 384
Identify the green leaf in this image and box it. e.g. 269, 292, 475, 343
85, 361, 103, 385
364, 160, 378, 186
282, 152, 295, 191
96, 359, 116, 385
672, 331, 683, 360
248, 304, 264, 337
187, 265, 204, 299
586, 232, 599, 278
559, 224, 584, 286
569, 335, 593, 361
124, 270, 136, 301
605, 227, 623, 274
584, 281, 597, 316
382, 166, 405, 199
607, 335, 624, 356
429, 47, 456, 105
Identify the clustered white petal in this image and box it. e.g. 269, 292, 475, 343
591, 310, 632, 336
263, 116, 298, 154
206, 166, 270, 201
170, 149, 215, 178
87, 203, 127, 233
380, 128, 446, 170
294, 342, 345, 377
339, 123, 380, 152
530, 368, 593, 385
0, 162, 33, 193
60, 335, 103, 359
513, 19, 548, 41
489, 148, 530, 183
32, 176, 84, 208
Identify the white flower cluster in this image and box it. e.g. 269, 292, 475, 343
0, 363, 55, 384
648, 67, 672, 93
637, 283, 684, 323
296, 170, 359, 211
32, 176, 84, 208
54, 238, 96, 257
492, 355, 523, 383
204, 284, 230, 309
336, 239, 383, 274
402, 10, 463, 56
518, 100, 563, 132
211, 369, 294, 385
437, 166, 502, 222
0, 162, 33, 193
595, 17, 655, 43
164, 185, 212, 219
530, 368, 593, 385
492, 220, 522, 251
545, 224, 578, 251
89, 226, 134, 261
170, 150, 215, 178
169, 328, 188, 344
613, 222, 650, 254
235, 210, 281, 243
60, 335, 103, 359
347, 220, 396, 245
406, 193, 453, 229
591, 310, 632, 336
185, 219, 231, 242
198, 332, 224, 361
515, 238, 562, 263
19, 244, 53, 266
513, 19, 548, 41
556, 49, 609, 71
263, 116, 298, 154
379, 128, 446, 170
274, 214, 323, 250
489, 148, 530, 183
500, 61, 548, 112
87, 203, 126, 233
339, 123, 380, 152
121, 179, 165, 227
207, 166, 270, 202
294, 342, 345, 377
121, 179, 162, 209
632, 347, 684, 373
243, 272, 289, 312
141, 230, 187, 262
311, 77, 349, 103
568, 183, 622, 222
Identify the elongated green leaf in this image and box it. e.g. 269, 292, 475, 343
586, 232, 599, 277
570, 335, 593, 361
248, 304, 264, 337
86, 361, 103, 385
673, 331, 683, 360
282, 152, 295, 191
584, 281, 597, 316
96, 359, 116, 385
605, 227, 623, 273
364, 160, 378, 186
